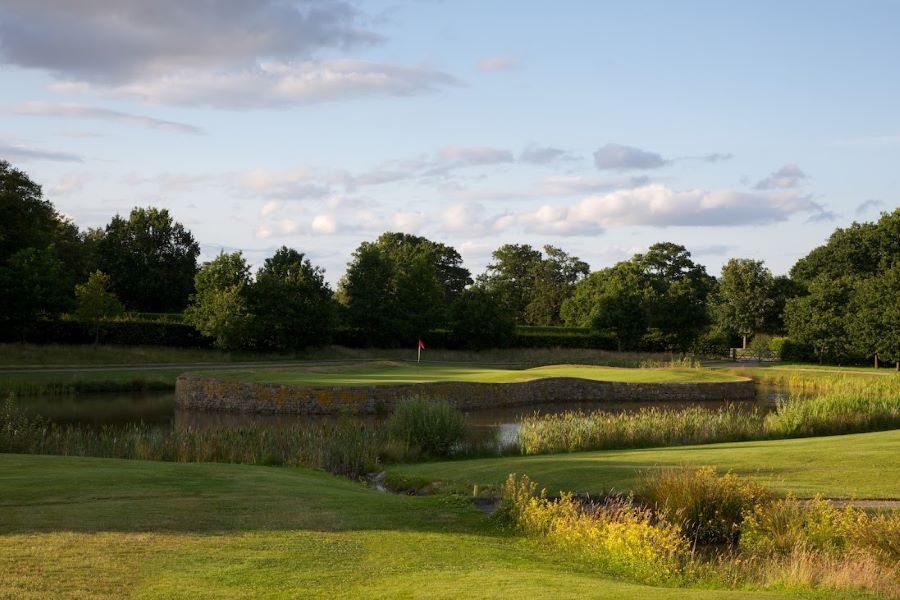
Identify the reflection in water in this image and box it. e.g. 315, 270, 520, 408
20, 385, 789, 452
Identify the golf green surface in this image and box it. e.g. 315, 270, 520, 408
388, 429, 900, 499
198, 362, 740, 386
0, 453, 805, 599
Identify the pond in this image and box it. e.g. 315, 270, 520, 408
18, 386, 788, 452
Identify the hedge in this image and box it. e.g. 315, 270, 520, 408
2, 319, 212, 348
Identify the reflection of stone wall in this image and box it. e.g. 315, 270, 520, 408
176, 375, 755, 415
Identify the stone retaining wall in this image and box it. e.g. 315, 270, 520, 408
176, 375, 756, 415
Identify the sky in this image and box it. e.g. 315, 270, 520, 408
1, 0, 898, 284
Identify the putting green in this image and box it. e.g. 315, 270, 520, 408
197, 362, 740, 387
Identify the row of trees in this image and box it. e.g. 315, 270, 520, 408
2, 159, 898, 362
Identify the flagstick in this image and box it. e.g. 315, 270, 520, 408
417, 345, 421, 364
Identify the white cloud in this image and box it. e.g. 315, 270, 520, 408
755, 165, 807, 190
49, 173, 90, 195
11, 101, 202, 134
516, 184, 829, 235
391, 211, 426, 232
311, 214, 338, 235
260, 201, 283, 218
0, 141, 81, 163
478, 56, 517, 72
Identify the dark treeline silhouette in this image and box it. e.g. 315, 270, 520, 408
1, 159, 898, 363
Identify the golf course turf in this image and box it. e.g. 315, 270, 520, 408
197, 362, 742, 386
0, 452, 830, 599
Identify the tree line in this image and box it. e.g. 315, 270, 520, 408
1, 159, 898, 365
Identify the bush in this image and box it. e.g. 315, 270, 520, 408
638, 467, 772, 545
386, 397, 467, 457
0, 318, 212, 347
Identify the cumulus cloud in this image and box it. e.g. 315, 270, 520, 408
0, 1, 459, 108
0, 141, 81, 162
11, 101, 202, 134
478, 56, 517, 72
516, 184, 829, 235
391, 211, 427, 232
593, 143, 669, 170
755, 165, 807, 190
311, 214, 338, 235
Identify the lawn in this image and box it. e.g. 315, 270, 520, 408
388, 429, 900, 499
200, 362, 740, 386
0, 453, 797, 600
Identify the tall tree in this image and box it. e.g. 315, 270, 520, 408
97, 207, 200, 312
250, 247, 335, 351
714, 258, 774, 349
74, 271, 124, 344
848, 265, 900, 368
184, 251, 253, 350
0, 247, 73, 335
338, 232, 470, 345
784, 275, 858, 364
477, 244, 543, 322
449, 287, 514, 350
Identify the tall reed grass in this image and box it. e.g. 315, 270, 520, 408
520, 381, 900, 455
497, 470, 900, 596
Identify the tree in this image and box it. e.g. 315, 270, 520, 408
0, 247, 72, 335
479, 243, 588, 325
714, 258, 774, 349
338, 232, 470, 345
784, 276, 858, 364
449, 287, 514, 350
249, 247, 335, 351
848, 265, 900, 369
524, 245, 589, 326
74, 271, 124, 344
97, 207, 200, 312
477, 244, 543, 322
184, 252, 253, 350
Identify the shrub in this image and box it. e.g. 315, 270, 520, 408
638, 467, 772, 545
386, 397, 467, 457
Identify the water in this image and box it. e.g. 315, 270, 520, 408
18, 386, 786, 452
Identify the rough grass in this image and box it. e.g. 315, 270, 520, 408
200, 363, 741, 386
0, 454, 800, 600
388, 429, 900, 499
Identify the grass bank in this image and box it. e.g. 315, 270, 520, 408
387, 428, 900, 499
0, 453, 804, 600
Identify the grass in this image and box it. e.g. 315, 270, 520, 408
0, 369, 184, 395
387, 429, 900, 499
0, 453, 802, 600
199, 362, 740, 386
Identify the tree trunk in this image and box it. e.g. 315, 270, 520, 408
742, 334, 747, 349
874, 353, 880, 369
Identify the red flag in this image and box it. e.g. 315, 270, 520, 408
418, 339, 425, 350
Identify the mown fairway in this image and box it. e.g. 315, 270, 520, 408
0, 453, 810, 599
388, 429, 900, 499
200, 362, 740, 386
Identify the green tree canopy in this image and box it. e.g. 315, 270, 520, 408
184, 251, 253, 350
74, 270, 124, 344
338, 232, 470, 345
0, 246, 73, 335
784, 275, 858, 364
250, 247, 335, 351
713, 258, 774, 348
479, 243, 589, 325
97, 207, 200, 312
449, 287, 514, 350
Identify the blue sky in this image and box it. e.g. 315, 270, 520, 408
1, 0, 898, 283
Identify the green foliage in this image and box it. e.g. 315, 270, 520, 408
783, 275, 859, 364
0, 246, 73, 334
386, 397, 467, 457
184, 251, 252, 350
338, 232, 471, 345
74, 270, 124, 343
449, 287, 514, 349
97, 206, 200, 312
479, 243, 589, 326
713, 258, 774, 348
849, 263, 900, 364
249, 246, 335, 350
638, 467, 771, 545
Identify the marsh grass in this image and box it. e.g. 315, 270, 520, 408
386, 397, 467, 458
498, 470, 900, 596
519, 378, 900, 455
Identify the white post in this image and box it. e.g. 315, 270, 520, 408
417, 345, 421, 364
